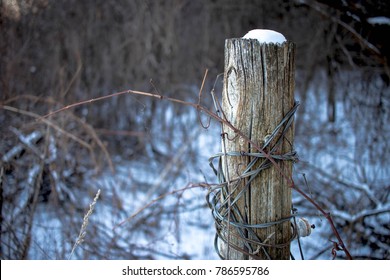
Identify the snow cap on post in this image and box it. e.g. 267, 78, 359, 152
243, 29, 286, 44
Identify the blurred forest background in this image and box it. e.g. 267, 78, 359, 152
1, 0, 389, 260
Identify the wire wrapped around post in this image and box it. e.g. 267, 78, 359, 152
206, 101, 299, 259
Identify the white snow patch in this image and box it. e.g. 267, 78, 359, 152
367, 16, 390, 25
243, 29, 286, 44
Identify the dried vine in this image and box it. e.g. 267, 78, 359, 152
34, 70, 353, 259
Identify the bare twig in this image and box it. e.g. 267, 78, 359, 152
2, 104, 114, 172
36, 72, 353, 259
113, 183, 210, 230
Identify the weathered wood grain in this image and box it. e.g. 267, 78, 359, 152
220, 39, 295, 259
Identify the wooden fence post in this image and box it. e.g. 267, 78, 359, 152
220, 38, 296, 260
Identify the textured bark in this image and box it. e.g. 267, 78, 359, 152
220, 39, 295, 259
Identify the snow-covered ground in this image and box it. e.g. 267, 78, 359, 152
4, 70, 389, 260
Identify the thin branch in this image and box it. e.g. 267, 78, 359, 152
34, 75, 353, 259
297, 0, 381, 56
113, 183, 209, 230
2, 105, 92, 149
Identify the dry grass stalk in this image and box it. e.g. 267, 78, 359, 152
68, 189, 101, 259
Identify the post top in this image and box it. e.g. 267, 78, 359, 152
243, 29, 286, 44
